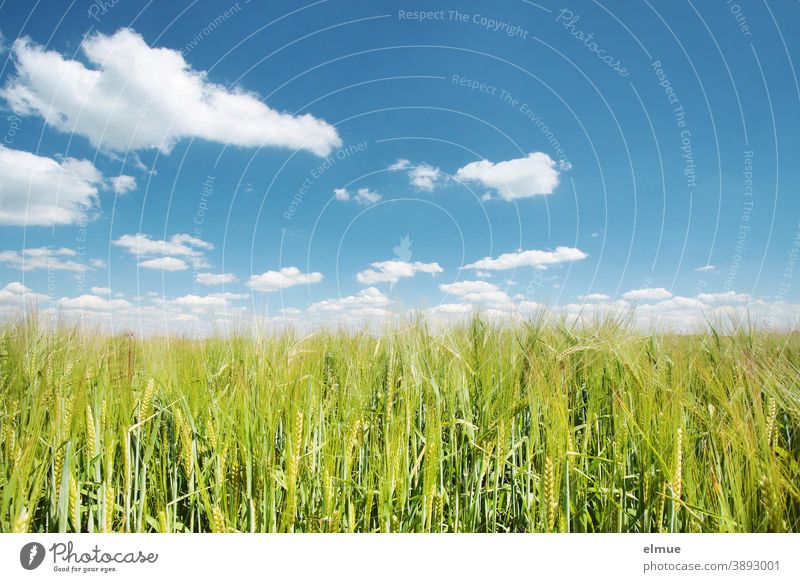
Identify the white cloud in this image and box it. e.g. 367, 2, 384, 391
90, 286, 112, 295
697, 291, 750, 304
0, 145, 105, 226
195, 272, 238, 285
464, 246, 587, 271
169, 292, 246, 309
622, 287, 673, 302
307, 287, 390, 314
112, 233, 212, 257
113, 233, 212, 271
110, 175, 137, 195
356, 260, 443, 284
694, 265, 716, 272
333, 187, 382, 205
138, 257, 188, 271
59, 294, 132, 310
455, 152, 560, 200
0, 247, 89, 271
579, 293, 611, 301
439, 280, 509, 304
248, 266, 323, 293
0, 281, 49, 305
2, 29, 341, 156
388, 159, 445, 191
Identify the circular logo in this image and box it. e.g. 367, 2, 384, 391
20, 542, 46, 570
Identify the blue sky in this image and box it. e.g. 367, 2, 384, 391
0, 0, 799, 333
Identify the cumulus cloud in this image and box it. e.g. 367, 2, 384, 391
579, 293, 611, 301
622, 287, 673, 301
388, 159, 445, 191
307, 287, 390, 315
248, 266, 323, 293
464, 246, 587, 271
110, 175, 137, 195
113, 233, 212, 271
139, 257, 188, 271
0, 247, 90, 271
91, 287, 112, 295
356, 260, 443, 285
168, 292, 247, 309
59, 294, 132, 310
333, 187, 382, 205
2, 29, 341, 156
195, 272, 238, 285
0, 145, 107, 226
697, 291, 750, 303
112, 233, 213, 257
0, 281, 49, 305
455, 152, 560, 200
439, 280, 509, 304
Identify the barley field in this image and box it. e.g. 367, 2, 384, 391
0, 316, 798, 533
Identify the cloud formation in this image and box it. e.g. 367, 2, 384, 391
112, 233, 212, 271
0, 247, 89, 271
622, 287, 673, 301
333, 187, 382, 205
195, 272, 238, 285
248, 267, 323, 292
2, 29, 341, 156
138, 257, 188, 271
455, 152, 561, 200
439, 280, 510, 303
388, 159, 445, 191
356, 260, 443, 284
464, 246, 587, 271
0, 145, 125, 225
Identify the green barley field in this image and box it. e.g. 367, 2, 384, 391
1, 315, 798, 533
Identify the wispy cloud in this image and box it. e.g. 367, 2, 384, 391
464, 246, 587, 271
622, 287, 673, 301
333, 187, 382, 205
0, 247, 90, 271
388, 159, 445, 191
356, 260, 443, 284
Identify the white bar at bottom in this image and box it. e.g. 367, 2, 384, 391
1, 533, 797, 581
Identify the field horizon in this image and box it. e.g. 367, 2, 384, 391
1, 315, 798, 533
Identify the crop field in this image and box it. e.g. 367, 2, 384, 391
0, 316, 798, 533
